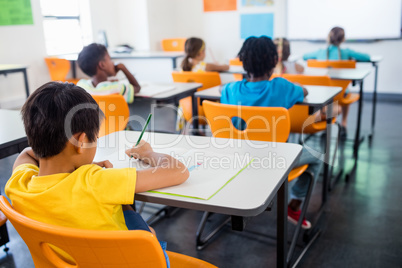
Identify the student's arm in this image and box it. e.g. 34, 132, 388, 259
302, 50, 319, 60
125, 140, 189, 193
346, 49, 371, 62
293, 82, 308, 97
302, 86, 308, 97
205, 63, 230, 72
13, 147, 39, 170
295, 63, 305, 73
115, 63, 141, 93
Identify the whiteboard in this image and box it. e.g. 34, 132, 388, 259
287, 0, 402, 40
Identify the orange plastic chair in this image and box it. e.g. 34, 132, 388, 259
229, 58, 242, 66
307, 59, 356, 69
202, 101, 313, 260
0, 196, 217, 268
204, 101, 291, 142
161, 38, 186, 52
306, 60, 359, 106
172, 71, 221, 124
229, 58, 243, 81
44, 57, 80, 84
92, 94, 130, 137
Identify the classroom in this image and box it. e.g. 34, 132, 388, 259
0, 0, 401, 267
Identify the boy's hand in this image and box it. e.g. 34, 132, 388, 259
115, 63, 141, 94
114, 63, 127, 73
125, 140, 154, 160
93, 160, 113, 168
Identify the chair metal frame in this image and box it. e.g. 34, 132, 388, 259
201, 101, 316, 266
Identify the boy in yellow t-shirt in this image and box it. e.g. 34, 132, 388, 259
5, 82, 189, 267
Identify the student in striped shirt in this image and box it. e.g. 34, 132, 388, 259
77, 43, 140, 103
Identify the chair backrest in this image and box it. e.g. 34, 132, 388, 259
172, 71, 221, 91
280, 74, 331, 86
203, 100, 290, 142
44, 57, 72, 81
229, 58, 243, 81
307, 59, 356, 69
0, 196, 168, 268
229, 58, 243, 66
92, 94, 130, 137
161, 38, 186, 52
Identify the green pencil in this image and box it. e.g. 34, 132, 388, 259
135, 114, 152, 146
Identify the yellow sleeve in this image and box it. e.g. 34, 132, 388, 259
87, 167, 137, 205
5, 164, 39, 201
11, 163, 39, 175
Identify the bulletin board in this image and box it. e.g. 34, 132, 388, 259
0, 0, 34, 26
240, 13, 274, 39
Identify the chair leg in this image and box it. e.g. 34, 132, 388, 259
301, 133, 320, 144
0, 224, 9, 252
287, 171, 315, 266
138, 202, 146, 214
196, 212, 230, 250
329, 122, 343, 191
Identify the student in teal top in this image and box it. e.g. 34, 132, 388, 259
302, 27, 371, 62
221, 36, 322, 229
303, 26, 371, 138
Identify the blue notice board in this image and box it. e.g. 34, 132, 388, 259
240, 13, 274, 39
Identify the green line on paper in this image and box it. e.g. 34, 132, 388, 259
147, 158, 255, 200
207, 158, 254, 200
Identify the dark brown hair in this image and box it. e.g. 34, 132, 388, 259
181, 37, 205, 71
327, 27, 344, 59
78, 43, 108, 77
328, 27, 345, 46
21, 82, 104, 158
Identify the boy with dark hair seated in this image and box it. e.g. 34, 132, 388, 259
220, 36, 322, 229
5, 82, 188, 266
77, 43, 141, 103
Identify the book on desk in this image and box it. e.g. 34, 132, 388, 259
102, 148, 253, 200
136, 82, 176, 97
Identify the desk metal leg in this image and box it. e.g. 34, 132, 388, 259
22, 69, 30, 98
322, 103, 333, 204
369, 63, 378, 142
353, 81, 364, 159
191, 94, 199, 133
71, 61, 77, 79
172, 58, 177, 69
345, 81, 364, 181
277, 179, 288, 268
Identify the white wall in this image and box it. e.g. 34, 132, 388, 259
147, 0, 179, 51
0, 0, 48, 108
92, 0, 150, 50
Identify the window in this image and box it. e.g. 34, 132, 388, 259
40, 0, 92, 55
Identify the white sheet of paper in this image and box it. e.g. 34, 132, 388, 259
100, 148, 252, 200
137, 83, 176, 97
